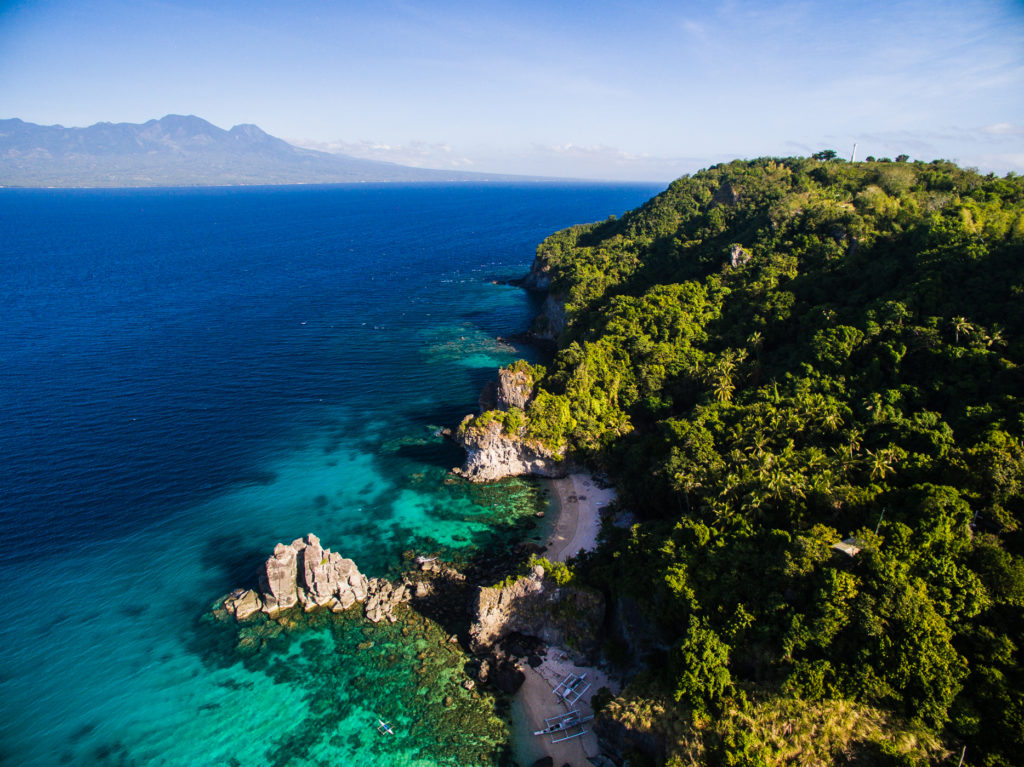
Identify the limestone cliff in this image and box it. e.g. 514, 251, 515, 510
477, 364, 535, 413
455, 361, 569, 482
518, 256, 554, 291
454, 419, 567, 482
468, 565, 604, 665
532, 293, 567, 342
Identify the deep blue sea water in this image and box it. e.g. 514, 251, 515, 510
0, 182, 661, 766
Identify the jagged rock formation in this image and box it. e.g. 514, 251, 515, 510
363, 578, 412, 623
495, 365, 533, 410
468, 565, 604, 665
456, 361, 569, 482
222, 534, 410, 623
729, 243, 751, 268
477, 365, 534, 412
454, 420, 567, 482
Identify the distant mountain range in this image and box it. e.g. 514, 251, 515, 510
0, 115, 524, 187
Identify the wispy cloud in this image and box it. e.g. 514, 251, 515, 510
977, 153, 1024, 172
290, 138, 475, 169
982, 122, 1024, 136
679, 18, 707, 39
289, 135, 707, 181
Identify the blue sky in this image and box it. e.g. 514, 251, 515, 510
2, 0, 1022, 180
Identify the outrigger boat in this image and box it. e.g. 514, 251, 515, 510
552, 672, 591, 705
377, 717, 395, 735
532, 710, 593, 743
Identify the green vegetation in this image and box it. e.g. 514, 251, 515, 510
605, 681, 949, 766
527, 554, 575, 585
517, 157, 1024, 765
464, 406, 528, 437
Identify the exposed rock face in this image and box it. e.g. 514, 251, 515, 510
223, 588, 263, 620
262, 542, 300, 612
455, 420, 568, 482
712, 180, 739, 207
364, 578, 412, 624
729, 243, 751, 268
519, 257, 553, 291
478, 379, 498, 412
469, 566, 604, 665
495, 366, 533, 410
477, 365, 534, 413
533, 293, 567, 341
224, 534, 371, 619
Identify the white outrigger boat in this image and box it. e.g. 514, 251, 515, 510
377, 717, 395, 735
553, 671, 591, 705
532, 710, 593, 743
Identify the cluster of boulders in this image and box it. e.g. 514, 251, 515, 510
466, 631, 546, 695
222, 534, 411, 624
363, 578, 411, 624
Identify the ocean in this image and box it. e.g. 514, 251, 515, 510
0, 182, 661, 766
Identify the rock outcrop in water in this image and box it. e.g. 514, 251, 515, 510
222, 534, 411, 623
455, 362, 570, 482
454, 419, 568, 482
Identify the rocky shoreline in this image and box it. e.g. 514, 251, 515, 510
212, 509, 626, 762
217, 536, 603, 684
211, 259, 645, 765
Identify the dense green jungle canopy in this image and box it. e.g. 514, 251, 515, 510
481, 157, 1024, 765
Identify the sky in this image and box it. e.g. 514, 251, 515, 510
1, 0, 1022, 181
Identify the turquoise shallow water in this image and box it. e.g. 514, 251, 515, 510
0, 182, 660, 765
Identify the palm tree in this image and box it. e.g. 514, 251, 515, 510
951, 316, 974, 344
714, 376, 736, 403
986, 323, 1006, 349
821, 409, 844, 432
867, 448, 896, 481
747, 331, 764, 361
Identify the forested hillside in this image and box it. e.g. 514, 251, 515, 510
478, 157, 1024, 765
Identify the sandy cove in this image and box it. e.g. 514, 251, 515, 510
545, 473, 616, 563
512, 473, 621, 766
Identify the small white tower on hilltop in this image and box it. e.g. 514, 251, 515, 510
850, 143, 858, 163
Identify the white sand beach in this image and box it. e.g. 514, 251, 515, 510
512, 648, 622, 766
545, 473, 616, 563
511, 473, 621, 765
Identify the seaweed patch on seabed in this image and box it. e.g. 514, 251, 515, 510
431, 476, 546, 526
208, 602, 515, 766
419, 323, 518, 364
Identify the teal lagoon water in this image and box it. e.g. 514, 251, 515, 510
0, 182, 661, 766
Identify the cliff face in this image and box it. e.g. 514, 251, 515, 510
533, 293, 567, 341
468, 566, 604, 665
516, 253, 567, 342
454, 420, 567, 482
456, 362, 570, 482
519, 257, 553, 291
478, 365, 534, 412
